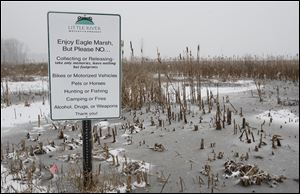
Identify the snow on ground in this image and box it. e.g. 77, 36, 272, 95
43, 145, 57, 153
1, 78, 49, 132
1, 77, 48, 94
104, 147, 151, 173
1, 100, 50, 128
162, 79, 257, 102
107, 148, 126, 160
2, 78, 298, 193
133, 181, 146, 188
256, 109, 299, 125
94, 121, 110, 129
93, 146, 151, 176
91, 146, 150, 192
105, 184, 127, 193
1, 165, 47, 193
105, 181, 146, 193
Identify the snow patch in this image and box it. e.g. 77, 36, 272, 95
1, 165, 47, 193
1, 78, 48, 94
162, 79, 257, 103
94, 121, 109, 129
256, 109, 299, 125
1, 100, 50, 128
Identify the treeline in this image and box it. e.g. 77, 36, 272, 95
1, 63, 48, 78
1, 38, 28, 65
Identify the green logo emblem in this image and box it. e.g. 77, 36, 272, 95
75, 16, 94, 25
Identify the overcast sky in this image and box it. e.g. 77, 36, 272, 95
1, 1, 299, 60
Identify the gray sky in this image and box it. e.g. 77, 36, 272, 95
1, 1, 299, 60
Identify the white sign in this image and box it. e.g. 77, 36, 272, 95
47, 12, 121, 120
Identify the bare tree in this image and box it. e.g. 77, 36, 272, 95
1, 38, 28, 65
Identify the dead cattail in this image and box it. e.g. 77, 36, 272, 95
124, 154, 127, 165
207, 174, 211, 189
255, 80, 263, 102
104, 143, 109, 159
200, 139, 204, 149
136, 173, 141, 184
112, 155, 115, 166
179, 176, 184, 192
112, 128, 116, 143
116, 155, 119, 166
276, 86, 281, 104
58, 130, 64, 139
38, 114, 41, 128
227, 108, 231, 125
126, 175, 132, 192
251, 132, 255, 142
143, 171, 149, 185
194, 125, 199, 131
158, 119, 162, 127
1, 146, 3, 161
107, 127, 111, 137
98, 163, 101, 175
97, 128, 102, 142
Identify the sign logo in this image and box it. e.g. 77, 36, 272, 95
68, 15, 101, 33
76, 16, 94, 25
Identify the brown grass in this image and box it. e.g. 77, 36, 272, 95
1, 56, 298, 109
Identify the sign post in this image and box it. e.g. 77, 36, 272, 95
82, 119, 92, 186
47, 11, 121, 187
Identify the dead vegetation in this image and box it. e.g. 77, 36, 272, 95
150, 143, 166, 152
1, 63, 48, 79
1, 54, 298, 109
224, 160, 287, 187
1, 49, 299, 193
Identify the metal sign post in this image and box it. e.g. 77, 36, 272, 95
82, 120, 92, 186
